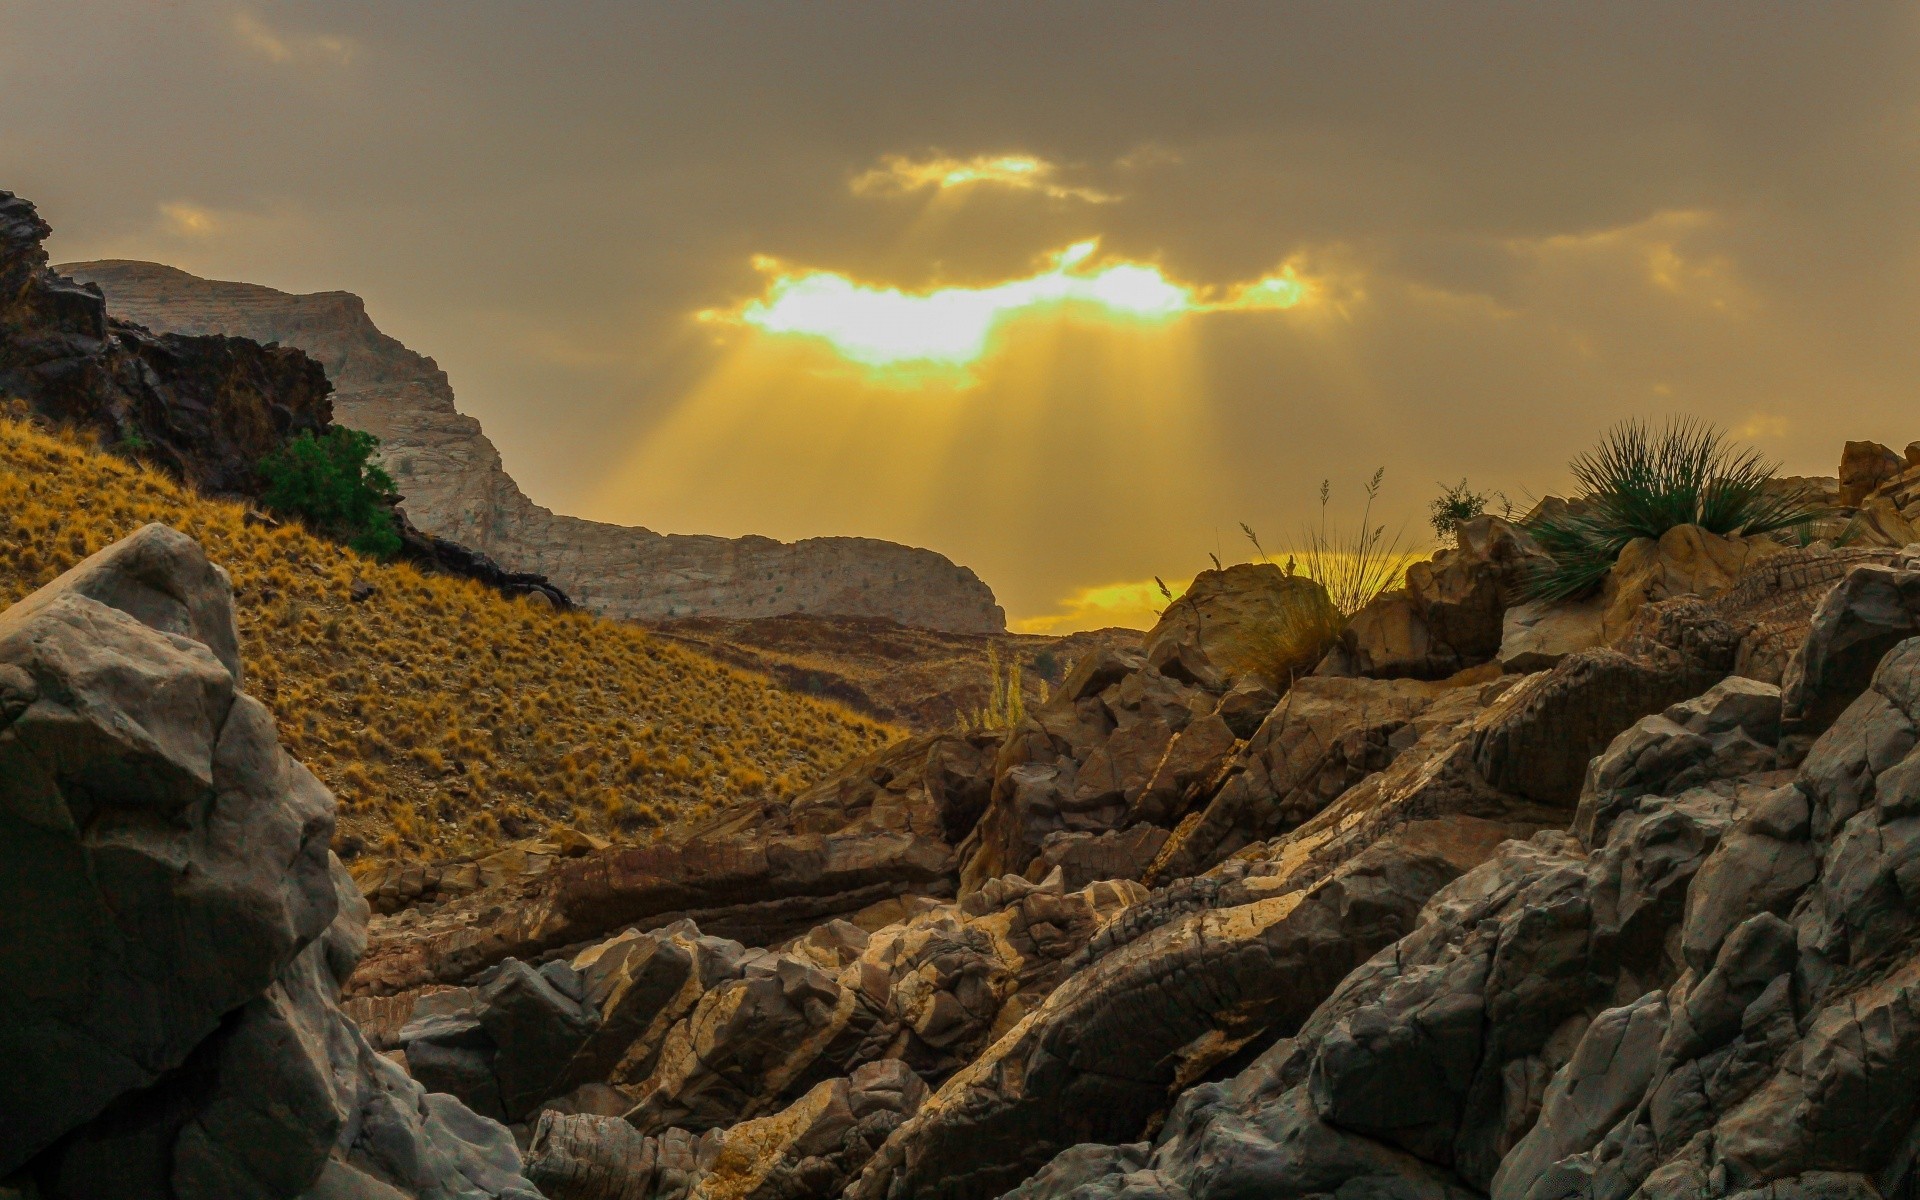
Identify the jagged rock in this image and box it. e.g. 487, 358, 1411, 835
1473, 599, 1739, 807
1142, 563, 1338, 687
1780, 563, 1920, 755
1839, 440, 1907, 506
1573, 677, 1783, 846
1, 194, 331, 495
476, 959, 601, 1122
1324, 517, 1548, 681
846, 834, 1487, 1200
61, 257, 1007, 633
349, 827, 952, 999
1024, 826, 1169, 889
1147, 675, 1452, 883
524, 1115, 717, 1200
957, 662, 1212, 894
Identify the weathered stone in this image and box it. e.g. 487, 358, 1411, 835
0, 532, 336, 1174
1600, 525, 1787, 637
1328, 517, 1548, 681
1573, 676, 1782, 847
474, 958, 601, 1122
1491, 991, 1671, 1199
1500, 598, 1605, 673
1780, 564, 1920, 755
1142, 563, 1340, 688
847, 835, 1484, 1200
1839, 440, 1907, 506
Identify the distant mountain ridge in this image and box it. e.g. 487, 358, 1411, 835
60, 259, 1007, 633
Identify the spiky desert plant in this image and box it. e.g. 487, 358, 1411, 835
1522, 418, 1825, 602
1296, 469, 1414, 618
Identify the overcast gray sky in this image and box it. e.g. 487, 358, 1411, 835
7, 2, 1918, 628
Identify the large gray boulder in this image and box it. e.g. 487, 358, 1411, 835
0, 525, 335, 1173
0, 525, 538, 1199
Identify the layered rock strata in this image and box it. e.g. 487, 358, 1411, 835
57, 259, 1006, 633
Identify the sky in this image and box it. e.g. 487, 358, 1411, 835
6, 3, 1920, 631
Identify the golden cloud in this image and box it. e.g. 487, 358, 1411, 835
699, 239, 1324, 381
232, 10, 353, 65
159, 201, 220, 238
851, 153, 1116, 203
1012, 576, 1189, 634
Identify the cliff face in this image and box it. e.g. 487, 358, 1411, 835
0, 194, 332, 495
56, 259, 1007, 633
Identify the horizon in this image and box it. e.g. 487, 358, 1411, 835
8, 2, 1919, 631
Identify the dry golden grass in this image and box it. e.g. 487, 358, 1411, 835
0, 415, 901, 862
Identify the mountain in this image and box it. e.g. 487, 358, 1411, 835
58, 259, 1007, 633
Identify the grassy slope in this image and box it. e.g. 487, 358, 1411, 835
0, 415, 899, 862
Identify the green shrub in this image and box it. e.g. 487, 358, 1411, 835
1429, 479, 1493, 539
258, 427, 402, 560
1523, 418, 1824, 602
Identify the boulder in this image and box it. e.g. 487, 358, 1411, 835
1499, 597, 1605, 673
0, 528, 336, 1174
1780, 563, 1920, 756
1600, 525, 1787, 637
1838, 439, 1906, 506
1325, 517, 1548, 681
1142, 563, 1339, 688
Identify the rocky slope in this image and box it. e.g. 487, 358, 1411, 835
651, 614, 1141, 730
311, 484, 1920, 1200
0, 414, 898, 866
0, 193, 332, 495
56, 259, 1006, 634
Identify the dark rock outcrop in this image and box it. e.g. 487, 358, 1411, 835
0, 192, 332, 495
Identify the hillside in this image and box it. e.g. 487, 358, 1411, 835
59, 258, 1008, 633
0, 410, 898, 864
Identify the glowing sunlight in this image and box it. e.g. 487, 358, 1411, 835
699, 241, 1320, 382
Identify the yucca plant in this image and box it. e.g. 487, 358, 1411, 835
1522, 418, 1825, 602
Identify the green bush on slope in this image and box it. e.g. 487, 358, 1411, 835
259, 426, 402, 559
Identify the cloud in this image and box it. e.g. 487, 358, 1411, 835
699, 239, 1328, 381
851, 153, 1116, 203
1011, 576, 1188, 634
232, 10, 353, 65
158, 201, 221, 238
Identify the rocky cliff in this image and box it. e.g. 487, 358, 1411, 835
0, 194, 332, 495
55, 260, 1006, 633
